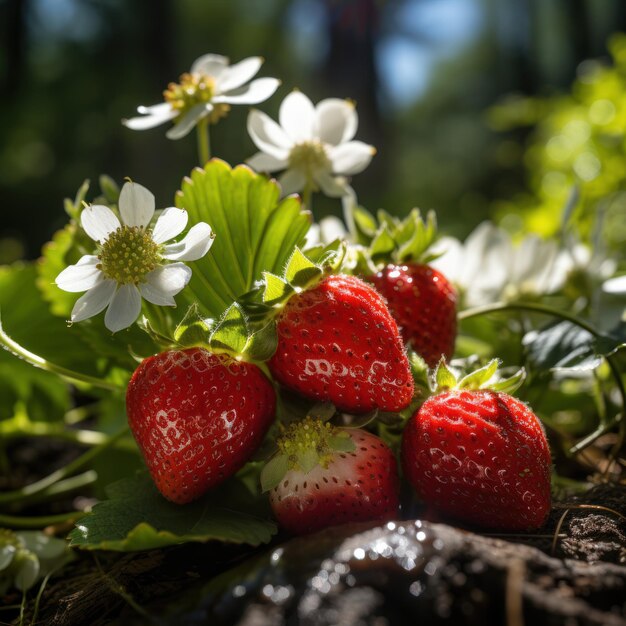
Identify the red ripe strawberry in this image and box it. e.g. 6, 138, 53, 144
402, 389, 551, 530
268, 274, 414, 413
126, 348, 276, 504
368, 263, 457, 368
266, 420, 399, 534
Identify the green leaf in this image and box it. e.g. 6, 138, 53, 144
68, 473, 276, 552
458, 359, 499, 389
435, 360, 457, 390
99, 174, 120, 204
174, 304, 211, 346
369, 225, 396, 262
298, 448, 318, 474
308, 401, 336, 422
175, 160, 310, 319
246, 322, 278, 362
350, 205, 378, 244
210, 303, 249, 354
595, 321, 626, 356
14, 552, 39, 591
262, 272, 293, 305
523, 321, 603, 372
284, 247, 322, 288
328, 433, 356, 452
490, 368, 526, 395
260, 454, 289, 492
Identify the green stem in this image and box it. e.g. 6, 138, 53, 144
0, 510, 84, 529
0, 316, 124, 393
0, 426, 130, 504
459, 301, 626, 452
197, 117, 211, 165
301, 181, 313, 214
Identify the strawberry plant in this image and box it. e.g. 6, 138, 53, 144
0, 44, 624, 624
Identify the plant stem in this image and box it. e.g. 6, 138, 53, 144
0, 510, 84, 529
458, 301, 626, 452
0, 426, 130, 504
197, 117, 211, 165
0, 316, 124, 393
301, 181, 313, 213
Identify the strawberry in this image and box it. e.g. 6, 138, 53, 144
368, 263, 457, 368
401, 364, 551, 530
263, 418, 399, 534
126, 348, 276, 504
268, 274, 414, 413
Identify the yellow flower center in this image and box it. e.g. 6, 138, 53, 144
289, 141, 331, 180
97, 226, 161, 285
278, 416, 337, 470
163, 73, 230, 124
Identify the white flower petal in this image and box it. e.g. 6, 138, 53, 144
165, 103, 211, 140
162, 223, 214, 261
123, 104, 176, 130
246, 151, 288, 173
603, 275, 626, 295
216, 56, 263, 93
104, 284, 142, 333
278, 169, 306, 197
119, 181, 155, 228
315, 99, 358, 145
144, 263, 192, 299
152, 207, 188, 244
56, 256, 102, 293
190, 53, 229, 79
81, 205, 120, 243
137, 102, 172, 115
213, 77, 280, 105
319, 216, 348, 243
313, 171, 348, 198
279, 91, 316, 142
328, 141, 376, 176
247, 109, 292, 160
71, 279, 116, 323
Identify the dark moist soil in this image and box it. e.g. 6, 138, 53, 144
19, 483, 626, 626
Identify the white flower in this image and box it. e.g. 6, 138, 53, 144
431, 222, 570, 307
55, 182, 215, 333
123, 54, 280, 139
246, 91, 376, 198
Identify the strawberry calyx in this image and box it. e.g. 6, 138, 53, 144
344, 200, 440, 271
432, 358, 527, 395
260, 416, 355, 492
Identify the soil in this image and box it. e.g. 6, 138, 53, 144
21, 483, 626, 626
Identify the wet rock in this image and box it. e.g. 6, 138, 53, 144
161, 520, 626, 626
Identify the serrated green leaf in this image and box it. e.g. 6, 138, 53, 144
523, 321, 603, 372
14, 552, 39, 591
396, 209, 437, 263
435, 360, 457, 390
210, 303, 249, 354
459, 359, 499, 389
284, 247, 322, 287
595, 321, 626, 356
246, 322, 278, 362
263, 272, 293, 305
176, 161, 310, 320
328, 433, 356, 452
68, 473, 276, 552
260, 454, 289, 492
174, 304, 211, 346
